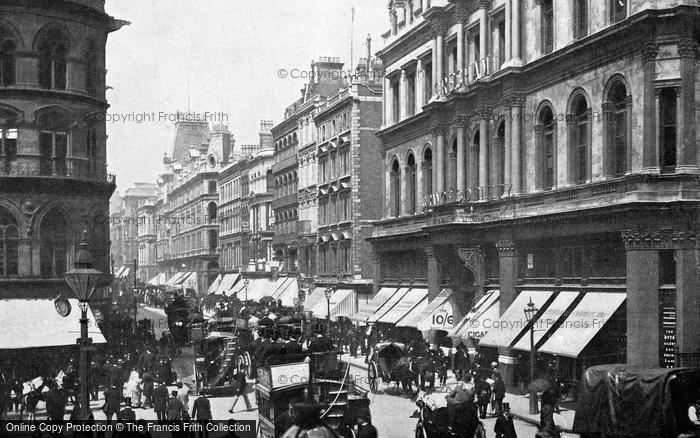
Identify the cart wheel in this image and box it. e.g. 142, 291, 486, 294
368, 362, 379, 394
415, 422, 428, 438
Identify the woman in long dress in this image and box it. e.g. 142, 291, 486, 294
124, 370, 142, 408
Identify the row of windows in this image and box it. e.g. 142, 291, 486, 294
275, 171, 298, 198
275, 208, 298, 236
0, 26, 101, 94
318, 243, 352, 275
318, 111, 350, 143
171, 229, 217, 255
171, 180, 215, 208
387, 75, 670, 216
319, 194, 351, 226
274, 132, 298, 152
319, 149, 350, 183
220, 176, 248, 204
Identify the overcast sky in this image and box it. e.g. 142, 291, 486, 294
104, 1, 388, 192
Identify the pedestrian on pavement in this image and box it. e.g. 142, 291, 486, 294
103, 384, 121, 422
493, 373, 506, 416
141, 372, 154, 408
166, 390, 186, 420
117, 399, 137, 421
44, 382, 68, 421
494, 403, 517, 438
125, 370, 142, 408
540, 387, 557, 432
176, 382, 190, 411
228, 367, 252, 413
191, 390, 212, 438
476, 377, 492, 419
152, 382, 169, 422
274, 401, 296, 438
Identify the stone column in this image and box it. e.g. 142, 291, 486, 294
496, 239, 519, 386
511, 0, 521, 65
416, 59, 425, 110
386, 75, 395, 125
478, 2, 488, 74
478, 107, 490, 193
601, 102, 614, 177
534, 124, 544, 191
400, 69, 408, 122
677, 39, 697, 171
642, 42, 659, 172
468, 130, 479, 199
675, 242, 700, 357
503, 100, 513, 194
622, 230, 660, 367
382, 75, 388, 127
371, 249, 382, 295
402, 164, 411, 216
434, 124, 446, 193
431, 38, 438, 101
511, 96, 524, 193
455, 8, 467, 86
384, 157, 392, 217
426, 246, 440, 301
436, 31, 445, 91
505, 0, 512, 62
455, 116, 467, 197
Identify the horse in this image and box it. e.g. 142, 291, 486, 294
390, 357, 418, 396
19, 379, 47, 420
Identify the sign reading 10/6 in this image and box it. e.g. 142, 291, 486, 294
432, 314, 453, 326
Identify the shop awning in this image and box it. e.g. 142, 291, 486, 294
243, 278, 269, 302
379, 288, 429, 324
275, 277, 299, 307
538, 292, 626, 358
304, 287, 328, 312
478, 291, 554, 349
0, 299, 106, 349
512, 291, 581, 352
166, 272, 186, 286
212, 273, 239, 295
207, 275, 222, 294
399, 289, 456, 331
453, 291, 501, 341
313, 289, 356, 320
173, 272, 192, 286
148, 273, 168, 286
181, 272, 198, 291
367, 288, 410, 324
114, 267, 125, 277
351, 287, 398, 322
118, 268, 131, 279
449, 290, 499, 338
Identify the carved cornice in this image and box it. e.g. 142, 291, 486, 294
425, 245, 437, 260
495, 240, 517, 257
429, 17, 449, 38
476, 105, 492, 120
369, 248, 381, 263
641, 42, 659, 63
475, 0, 493, 10
458, 247, 485, 270
431, 122, 447, 137
677, 38, 697, 59
452, 114, 469, 129
621, 229, 697, 250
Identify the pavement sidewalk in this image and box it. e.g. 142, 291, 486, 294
340, 353, 578, 435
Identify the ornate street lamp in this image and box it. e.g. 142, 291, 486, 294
244, 279, 250, 302
64, 240, 106, 420
324, 286, 334, 335
523, 297, 539, 415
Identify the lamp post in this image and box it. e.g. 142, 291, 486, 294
523, 297, 539, 415
324, 286, 334, 335
65, 240, 106, 420
244, 279, 250, 302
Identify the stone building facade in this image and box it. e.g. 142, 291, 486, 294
0, 0, 125, 300
371, 0, 700, 384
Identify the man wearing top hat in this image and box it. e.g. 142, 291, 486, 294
495, 402, 517, 438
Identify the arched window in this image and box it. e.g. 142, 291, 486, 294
85, 43, 99, 95
208, 202, 217, 222
0, 207, 19, 277
390, 158, 401, 217
0, 109, 18, 174
407, 153, 417, 214
536, 105, 556, 190
422, 147, 433, 197
604, 79, 631, 177
40, 208, 68, 278
568, 93, 590, 184
38, 29, 68, 90
0, 31, 16, 86
36, 108, 72, 177
659, 88, 677, 172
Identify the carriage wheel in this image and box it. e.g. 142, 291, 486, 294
414, 422, 428, 438
368, 362, 379, 394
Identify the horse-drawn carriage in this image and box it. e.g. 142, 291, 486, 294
367, 342, 417, 394
256, 351, 371, 438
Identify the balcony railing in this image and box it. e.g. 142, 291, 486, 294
436, 55, 502, 98
423, 184, 512, 209
0, 162, 115, 184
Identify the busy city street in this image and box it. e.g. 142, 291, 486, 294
2, 0, 700, 437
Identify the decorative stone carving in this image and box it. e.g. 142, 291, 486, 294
677, 39, 697, 58
621, 229, 697, 250
425, 245, 437, 260
458, 247, 485, 294
641, 42, 659, 63
452, 114, 468, 129
496, 240, 517, 257
369, 249, 381, 264
431, 122, 447, 137
476, 105, 492, 120
475, 0, 493, 10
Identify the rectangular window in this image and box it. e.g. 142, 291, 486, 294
498, 20, 506, 67
544, 131, 554, 189
577, 122, 587, 183
39, 133, 53, 176
613, 111, 627, 175
1, 128, 17, 173
424, 61, 432, 103
610, 0, 627, 24
574, 0, 588, 39
659, 88, 677, 171
208, 180, 217, 194
542, 0, 554, 54
54, 133, 67, 176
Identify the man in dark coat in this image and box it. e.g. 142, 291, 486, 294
274, 401, 295, 438
495, 403, 517, 438
152, 382, 169, 422
493, 374, 506, 416
89, 360, 101, 401
44, 384, 68, 421
103, 384, 121, 422
117, 399, 136, 421
166, 390, 185, 420
476, 377, 492, 419
191, 391, 212, 438
228, 368, 252, 412
137, 348, 155, 375
283, 336, 302, 357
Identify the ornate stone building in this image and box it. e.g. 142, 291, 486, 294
371, 0, 700, 385
0, 0, 125, 300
